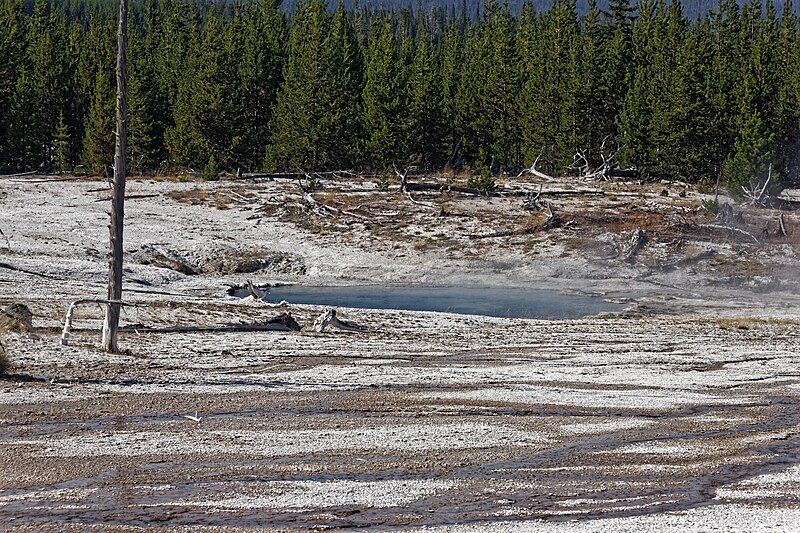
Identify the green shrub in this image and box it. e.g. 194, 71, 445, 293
203, 155, 219, 181
467, 170, 496, 192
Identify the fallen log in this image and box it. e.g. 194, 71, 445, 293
133, 245, 198, 275
11, 175, 84, 183
0, 170, 36, 178
93, 194, 160, 202
0, 261, 60, 279
231, 170, 358, 181
119, 313, 302, 334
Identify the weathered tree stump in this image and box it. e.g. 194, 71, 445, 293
624, 229, 647, 263
313, 308, 367, 333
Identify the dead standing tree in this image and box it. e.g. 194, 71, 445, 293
101, 0, 128, 353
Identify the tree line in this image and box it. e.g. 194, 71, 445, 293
1, 0, 799, 191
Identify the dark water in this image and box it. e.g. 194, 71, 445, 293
241, 285, 622, 319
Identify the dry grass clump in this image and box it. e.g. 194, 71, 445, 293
166, 188, 209, 205
714, 316, 800, 330
213, 191, 231, 210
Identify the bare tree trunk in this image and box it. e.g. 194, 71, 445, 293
102, 0, 128, 353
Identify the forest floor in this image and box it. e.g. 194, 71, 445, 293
1, 172, 800, 531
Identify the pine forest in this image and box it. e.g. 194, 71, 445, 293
1, 0, 800, 194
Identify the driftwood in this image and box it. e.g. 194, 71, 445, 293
0, 303, 33, 333
313, 308, 367, 333
61, 299, 130, 345
245, 279, 267, 299
517, 148, 555, 180
779, 213, 787, 236
624, 229, 647, 263
540, 202, 560, 230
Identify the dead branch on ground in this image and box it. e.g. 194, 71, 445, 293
299, 184, 372, 221
475, 202, 559, 239
394, 164, 437, 209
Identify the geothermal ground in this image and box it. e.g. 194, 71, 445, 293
1, 172, 799, 531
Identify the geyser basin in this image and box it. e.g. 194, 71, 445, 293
246, 285, 624, 319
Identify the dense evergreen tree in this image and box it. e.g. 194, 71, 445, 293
520, 0, 580, 168
127, 20, 164, 172
271, 0, 338, 170
362, 17, 406, 168
457, 0, 519, 169
324, 1, 363, 168
82, 66, 115, 174
405, 28, 446, 167
438, 17, 464, 161
234, 0, 287, 170
0, 0, 26, 168
166, 11, 238, 171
